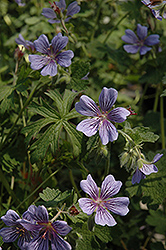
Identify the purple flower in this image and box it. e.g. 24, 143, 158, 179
0, 210, 34, 250
42, 0, 80, 24
78, 174, 129, 226
121, 24, 160, 55
28, 33, 74, 76
15, 34, 36, 52
132, 153, 163, 184
75, 87, 130, 145
15, 0, 25, 6
142, 0, 166, 20
19, 205, 72, 250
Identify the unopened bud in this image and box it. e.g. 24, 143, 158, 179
14, 47, 24, 61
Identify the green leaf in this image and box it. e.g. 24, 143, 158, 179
63, 108, 81, 120
94, 225, 112, 243
45, 90, 63, 116
39, 187, 61, 201
25, 16, 40, 25
0, 85, 13, 102
146, 209, 166, 234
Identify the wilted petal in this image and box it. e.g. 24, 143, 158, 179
132, 168, 145, 184
80, 174, 99, 200
99, 120, 118, 145
78, 198, 96, 215
56, 50, 74, 67
67, 1, 81, 16
153, 153, 163, 163
137, 24, 147, 40
140, 46, 151, 55
144, 35, 160, 46
41, 61, 57, 76
99, 87, 118, 112
0, 227, 19, 242
104, 197, 129, 216
121, 29, 138, 44
29, 55, 49, 70
76, 118, 100, 137
140, 163, 158, 175
42, 8, 57, 19
51, 233, 71, 250
100, 175, 122, 200
27, 234, 49, 250
51, 33, 68, 53
123, 45, 140, 54
52, 221, 72, 236
75, 95, 101, 116
34, 34, 50, 54
107, 107, 130, 123
95, 206, 117, 226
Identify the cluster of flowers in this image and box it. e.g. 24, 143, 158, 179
0, 174, 130, 249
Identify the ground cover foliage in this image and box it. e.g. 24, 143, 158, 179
0, 0, 166, 249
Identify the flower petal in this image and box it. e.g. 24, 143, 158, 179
51, 33, 68, 53
95, 206, 117, 226
52, 221, 72, 236
17, 232, 31, 250
41, 61, 57, 76
139, 46, 151, 55
0, 227, 19, 242
99, 120, 118, 145
1, 210, 20, 226
76, 118, 100, 137
123, 45, 140, 54
78, 198, 97, 215
132, 168, 145, 184
56, 0, 66, 11
27, 234, 49, 250
140, 164, 158, 175
34, 34, 50, 54
104, 197, 130, 216
42, 8, 57, 19
137, 24, 147, 40
75, 95, 101, 116
56, 50, 74, 67
99, 87, 118, 112
29, 55, 49, 70
153, 153, 163, 163
107, 107, 130, 123
121, 29, 138, 44
51, 233, 71, 250
80, 174, 99, 200
100, 174, 122, 200
144, 34, 160, 46
15, 34, 27, 48
66, 1, 81, 16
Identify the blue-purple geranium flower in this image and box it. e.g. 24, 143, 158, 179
15, 34, 35, 52
0, 210, 34, 250
19, 205, 72, 250
121, 24, 160, 55
28, 33, 74, 76
42, 0, 80, 24
142, 0, 166, 20
75, 87, 130, 145
15, 0, 25, 6
132, 153, 163, 184
78, 174, 129, 226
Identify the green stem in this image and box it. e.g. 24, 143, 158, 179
104, 142, 111, 177
153, 84, 160, 112
51, 203, 66, 222
16, 167, 63, 210
160, 83, 165, 149
90, 0, 103, 41
69, 169, 81, 198
103, 11, 131, 44
138, 82, 149, 112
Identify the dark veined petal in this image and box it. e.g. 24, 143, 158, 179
121, 29, 138, 44
35, 206, 49, 222
99, 87, 118, 112
42, 8, 57, 19
17, 231, 32, 250
23, 205, 38, 221
66, 1, 80, 16
151, 9, 163, 20
78, 198, 97, 215
132, 168, 145, 184
18, 219, 41, 232
41, 61, 57, 76
80, 174, 99, 200
56, 0, 66, 11
34, 34, 50, 54
104, 197, 130, 216
153, 153, 163, 163
29, 55, 49, 70
144, 34, 160, 46
27, 233, 49, 250
51, 33, 68, 54
95, 206, 117, 226
51, 233, 71, 250
139, 46, 151, 55
0, 227, 19, 242
137, 24, 147, 40
56, 50, 74, 67
100, 175, 122, 200
123, 45, 140, 54
52, 221, 72, 236
99, 120, 118, 145
76, 118, 100, 137
75, 95, 101, 116
140, 163, 158, 176
1, 210, 20, 226
107, 107, 130, 123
